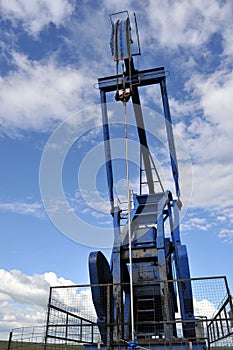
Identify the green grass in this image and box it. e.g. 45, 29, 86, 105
2, 340, 233, 349
0, 341, 84, 350
0, 341, 8, 350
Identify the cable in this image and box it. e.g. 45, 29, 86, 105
114, 16, 136, 344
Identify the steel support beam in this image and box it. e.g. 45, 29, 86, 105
98, 67, 166, 92
100, 90, 114, 213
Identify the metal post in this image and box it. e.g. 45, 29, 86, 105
80, 318, 83, 342
100, 90, 114, 213
112, 208, 123, 342
106, 284, 111, 349
7, 331, 13, 350
172, 200, 181, 245
65, 312, 68, 350
160, 78, 180, 198
157, 192, 172, 338
131, 85, 155, 194
44, 287, 52, 350
224, 276, 233, 311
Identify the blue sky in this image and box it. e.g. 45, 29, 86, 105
0, 0, 233, 339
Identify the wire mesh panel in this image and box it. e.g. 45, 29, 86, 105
8, 326, 46, 350
45, 285, 100, 347
44, 276, 233, 349
192, 277, 228, 317
8, 277, 232, 349
190, 277, 233, 348
49, 285, 96, 320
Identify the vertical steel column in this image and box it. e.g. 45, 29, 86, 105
160, 78, 180, 198
100, 90, 114, 213
171, 199, 193, 327
106, 284, 111, 349
112, 208, 123, 341
172, 200, 181, 246
131, 85, 155, 194
156, 192, 173, 338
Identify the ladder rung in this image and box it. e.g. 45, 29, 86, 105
141, 180, 160, 184
141, 167, 157, 172
134, 212, 158, 217
137, 298, 155, 302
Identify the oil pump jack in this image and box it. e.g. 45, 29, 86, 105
88, 12, 203, 349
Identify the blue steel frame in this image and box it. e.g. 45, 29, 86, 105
94, 65, 196, 344
98, 67, 180, 200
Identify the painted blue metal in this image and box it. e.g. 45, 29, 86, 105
89, 251, 113, 344
160, 79, 180, 199
131, 85, 155, 194
128, 340, 138, 350
88, 13, 199, 349
100, 90, 114, 213
98, 67, 166, 92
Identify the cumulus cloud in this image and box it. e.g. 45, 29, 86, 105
0, 269, 76, 339
189, 69, 233, 133
174, 68, 233, 214
0, 269, 49, 307
0, 0, 74, 35
143, 0, 231, 50
0, 52, 96, 135
0, 269, 96, 340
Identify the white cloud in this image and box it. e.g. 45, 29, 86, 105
189, 162, 233, 209
174, 68, 233, 213
218, 228, 233, 244
170, 98, 197, 119
188, 70, 233, 132
0, 0, 74, 35
194, 298, 217, 319
0, 200, 44, 218
0, 269, 96, 340
144, 0, 231, 50
0, 52, 96, 135
0, 269, 49, 307
44, 271, 75, 287
181, 215, 213, 232
221, 208, 233, 226
0, 269, 76, 339
221, 13, 233, 57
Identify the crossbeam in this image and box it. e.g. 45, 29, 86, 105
98, 66, 166, 92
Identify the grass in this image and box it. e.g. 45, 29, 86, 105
0, 341, 84, 350
2, 340, 233, 349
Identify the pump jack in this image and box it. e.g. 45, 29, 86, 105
88, 11, 204, 349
